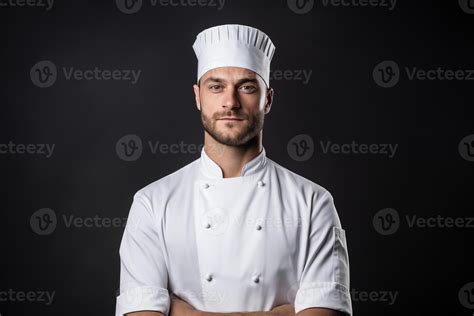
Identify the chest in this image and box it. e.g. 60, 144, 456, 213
162, 175, 309, 310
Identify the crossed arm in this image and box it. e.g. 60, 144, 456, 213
126, 295, 344, 316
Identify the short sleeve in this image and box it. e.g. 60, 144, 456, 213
115, 192, 170, 316
294, 191, 352, 316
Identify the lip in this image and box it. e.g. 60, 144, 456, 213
219, 117, 244, 121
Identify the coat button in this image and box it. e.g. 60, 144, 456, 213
252, 276, 260, 283
203, 183, 210, 189
204, 222, 211, 229
257, 180, 264, 187
205, 274, 213, 282
256, 224, 262, 231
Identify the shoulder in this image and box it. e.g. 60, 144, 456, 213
266, 158, 340, 226
267, 157, 331, 201
133, 158, 200, 204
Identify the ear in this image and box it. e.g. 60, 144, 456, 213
264, 87, 274, 114
193, 83, 201, 111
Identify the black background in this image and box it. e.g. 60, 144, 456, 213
1, 0, 473, 315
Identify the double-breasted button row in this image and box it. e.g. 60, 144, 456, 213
201, 179, 265, 189
203, 222, 263, 230
204, 274, 261, 283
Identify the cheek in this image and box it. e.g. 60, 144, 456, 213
201, 91, 220, 106
240, 91, 261, 103
199, 94, 215, 112
241, 93, 266, 111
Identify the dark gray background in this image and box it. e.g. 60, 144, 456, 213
1, 0, 473, 315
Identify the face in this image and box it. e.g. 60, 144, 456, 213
193, 67, 273, 146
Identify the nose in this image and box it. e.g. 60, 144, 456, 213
222, 86, 241, 110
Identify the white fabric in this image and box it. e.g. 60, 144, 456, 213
192, 24, 276, 87
116, 146, 352, 316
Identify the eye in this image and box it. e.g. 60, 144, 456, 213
209, 85, 223, 91
239, 85, 257, 93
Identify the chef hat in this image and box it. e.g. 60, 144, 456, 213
192, 24, 276, 88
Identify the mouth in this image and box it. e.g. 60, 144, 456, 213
219, 117, 244, 121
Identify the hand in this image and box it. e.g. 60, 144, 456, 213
170, 294, 197, 316
271, 304, 295, 316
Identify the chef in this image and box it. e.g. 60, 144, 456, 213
116, 24, 352, 316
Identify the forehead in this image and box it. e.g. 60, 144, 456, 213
201, 66, 261, 82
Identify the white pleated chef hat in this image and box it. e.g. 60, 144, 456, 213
192, 24, 276, 88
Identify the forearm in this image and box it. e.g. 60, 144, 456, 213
295, 308, 344, 316
170, 295, 294, 316
192, 309, 275, 316
192, 307, 342, 316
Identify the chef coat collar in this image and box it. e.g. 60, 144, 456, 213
199, 146, 267, 179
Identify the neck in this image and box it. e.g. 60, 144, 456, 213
203, 132, 263, 178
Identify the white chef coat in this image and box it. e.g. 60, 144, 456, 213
116, 146, 352, 316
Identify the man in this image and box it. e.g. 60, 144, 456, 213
116, 24, 352, 316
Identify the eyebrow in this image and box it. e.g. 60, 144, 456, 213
203, 77, 260, 86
